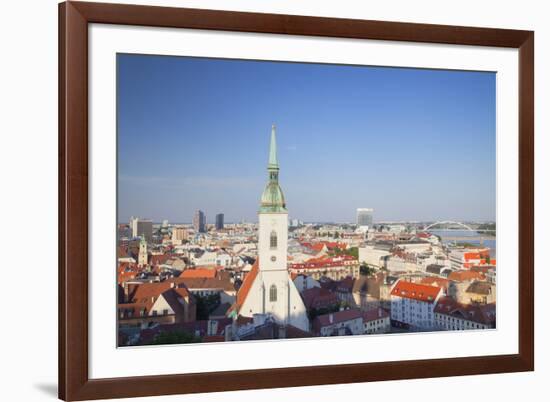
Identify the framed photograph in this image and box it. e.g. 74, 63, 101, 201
59, 1, 534, 400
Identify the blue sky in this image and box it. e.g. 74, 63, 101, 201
117, 54, 496, 224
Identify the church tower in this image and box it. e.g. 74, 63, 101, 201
258, 124, 288, 272
229, 125, 309, 333
138, 234, 148, 266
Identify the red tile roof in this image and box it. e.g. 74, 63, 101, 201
234, 259, 259, 311
390, 280, 441, 303
314, 309, 363, 328
362, 308, 390, 322
179, 269, 217, 279
435, 296, 496, 326
420, 277, 450, 290
448, 270, 485, 282
301, 287, 339, 310
150, 254, 171, 266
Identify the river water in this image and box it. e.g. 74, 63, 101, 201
429, 230, 496, 258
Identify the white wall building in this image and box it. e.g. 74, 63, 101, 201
358, 245, 391, 267
293, 274, 321, 293
390, 280, 443, 330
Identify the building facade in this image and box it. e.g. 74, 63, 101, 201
356, 208, 374, 228
171, 226, 188, 244
288, 255, 360, 281
215, 213, 224, 230
193, 210, 207, 233
434, 296, 496, 330
130, 217, 153, 242
390, 280, 442, 330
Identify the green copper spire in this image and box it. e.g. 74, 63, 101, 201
259, 125, 287, 213
268, 124, 278, 168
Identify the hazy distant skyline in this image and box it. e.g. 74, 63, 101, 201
117, 54, 496, 224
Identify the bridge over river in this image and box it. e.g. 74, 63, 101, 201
424, 221, 496, 247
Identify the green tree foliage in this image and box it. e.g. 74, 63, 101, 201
360, 264, 376, 276
150, 330, 201, 345
333, 246, 359, 259
308, 303, 341, 321
194, 293, 221, 320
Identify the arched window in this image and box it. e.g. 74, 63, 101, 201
270, 230, 277, 249
269, 284, 277, 302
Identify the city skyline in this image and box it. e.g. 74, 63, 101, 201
118, 54, 496, 223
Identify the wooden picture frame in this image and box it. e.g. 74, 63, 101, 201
59, 1, 534, 400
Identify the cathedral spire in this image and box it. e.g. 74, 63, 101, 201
268, 124, 278, 169
260, 125, 287, 213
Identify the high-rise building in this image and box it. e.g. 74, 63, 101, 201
356, 208, 374, 228
290, 218, 302, 228
215, 213, 224, 230
193, 210, 206, 233
130, 217, 153, 242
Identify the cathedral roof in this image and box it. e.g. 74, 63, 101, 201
227, 259, 259, 316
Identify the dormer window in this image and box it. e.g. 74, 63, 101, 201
270, 230, 277, 249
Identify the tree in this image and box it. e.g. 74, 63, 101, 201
308, 303, 341, 321
347, 247, 359, 259
150, 330, 201, 345
360, 264, 376, 276
194, 293, 221, 320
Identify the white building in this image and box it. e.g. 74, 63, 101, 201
228, 126, 309, 332
390, 280, 442, 330
362, 308, 391, 334
313, 309, 364, 336
356, 208, 374, 230
292, 274, 321, 293
358, 245, 391, 268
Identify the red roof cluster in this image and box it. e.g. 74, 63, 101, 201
448, 270, 485, 282
435, 296, 496, 326
420, 277, 451, 291
301, 241, 348, 252
390, 280, 441, 303
289, 255, 357, 270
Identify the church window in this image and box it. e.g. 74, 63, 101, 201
269, 284, 277, 302
270, 230, 277, 249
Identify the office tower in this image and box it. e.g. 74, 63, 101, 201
193, 210, 206, 233
356, 208, 374, 228
215, 213, 224, 230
